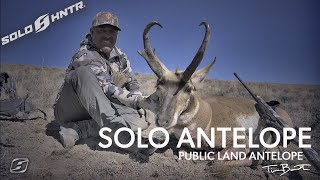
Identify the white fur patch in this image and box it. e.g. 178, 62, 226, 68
178, 100, 199, 126
204, 110, 212, 132
188, 123, 197, 131
236, 112, 260, 135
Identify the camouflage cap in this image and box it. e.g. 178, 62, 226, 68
92, 12, 121, 31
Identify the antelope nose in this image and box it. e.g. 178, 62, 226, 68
156, 118, 168, 127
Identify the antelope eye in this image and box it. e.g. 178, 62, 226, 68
158, 80, 164, 85
156, 85, 163, 90
185, 85, 193, 93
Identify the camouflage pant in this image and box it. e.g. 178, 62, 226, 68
53, 66, 149, 139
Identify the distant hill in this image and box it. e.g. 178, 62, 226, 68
1, 62, 319, 179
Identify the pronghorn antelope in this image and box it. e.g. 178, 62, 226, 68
138, 21, 293, 166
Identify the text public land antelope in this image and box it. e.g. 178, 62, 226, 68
138, 21, 293, 166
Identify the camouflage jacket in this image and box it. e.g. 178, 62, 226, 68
65, 34, 142, 109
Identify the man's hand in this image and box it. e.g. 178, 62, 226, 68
137, 108, 155, 125
137, 108, 145, 118
136, 94, 159, 113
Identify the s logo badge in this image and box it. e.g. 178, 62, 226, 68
10, 158, 29, 173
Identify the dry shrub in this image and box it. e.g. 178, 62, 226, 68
1, 62, 65, 110
1, 62, 319, 131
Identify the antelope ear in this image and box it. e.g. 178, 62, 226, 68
191, 58, 216, 83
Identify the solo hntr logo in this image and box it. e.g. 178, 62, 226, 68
10, 158, 29, 173
1, 1, 85, 46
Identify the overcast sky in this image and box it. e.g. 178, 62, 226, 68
1, 0, 319, 85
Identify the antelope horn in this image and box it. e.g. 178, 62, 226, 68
182, 22, 211, 83
138, 21, 169, 78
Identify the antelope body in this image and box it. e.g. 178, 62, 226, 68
138, 22, 292, 165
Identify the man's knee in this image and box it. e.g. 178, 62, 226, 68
68, 66, 100, 91
72, 66, 95, 81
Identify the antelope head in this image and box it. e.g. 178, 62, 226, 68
138, 21, 216, 129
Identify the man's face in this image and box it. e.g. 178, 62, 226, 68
91, 24, 118, 55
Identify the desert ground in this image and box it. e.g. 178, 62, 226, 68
0, 62, 319, 179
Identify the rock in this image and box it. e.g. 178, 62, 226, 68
164, 149, 173, 157
111, 159, 118, 165
174, 155, 179, 161
0, 134, 14, 147
151, 171, 159, 178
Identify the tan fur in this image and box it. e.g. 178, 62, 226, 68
174, 93, 259, 146
170, 88, 293, 167
154, 71, 293, 147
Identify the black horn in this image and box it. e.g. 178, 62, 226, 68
138, 21, 169, 78
182, 22, 211, 83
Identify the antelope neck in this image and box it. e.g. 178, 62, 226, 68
176, 93, 212, 128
